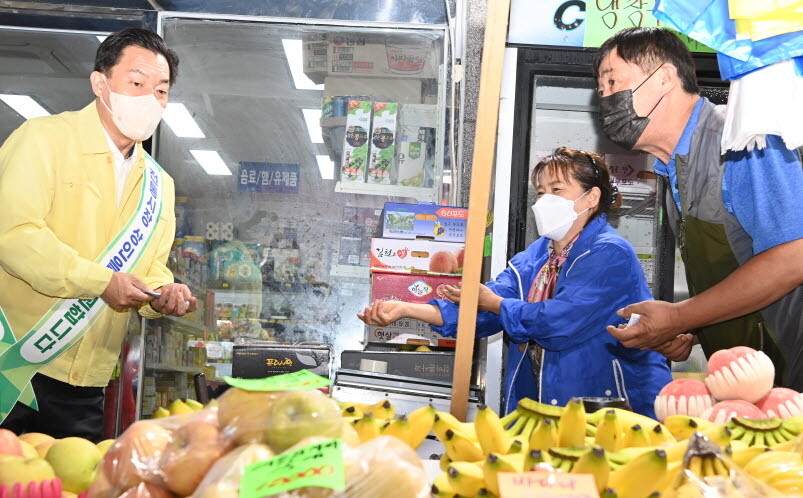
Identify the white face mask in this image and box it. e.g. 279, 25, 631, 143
532, 190, 590, 241
100, 75, 165, 142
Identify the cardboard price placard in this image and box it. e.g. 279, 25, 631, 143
240, 439, 345, 497
497, 471, 599, 498
224, 369, 331, 392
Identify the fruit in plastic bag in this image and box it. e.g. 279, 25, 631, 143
341, 436, 428, 498
264, 390, 342, 452
190, 444, 273, 498
159, 414, 234, 496
102, 420, 171, 490
217, 387, 275, 444
117, 482, 174, 498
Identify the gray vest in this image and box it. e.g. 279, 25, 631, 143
666, 98, 803, 389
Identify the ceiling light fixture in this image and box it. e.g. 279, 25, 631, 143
316, 155, 334, 180
282, 39, 324, 91
302, 108, 323, 143
190, 150, 231, 175
0, 94, 50, 120
163, 103, 205, 138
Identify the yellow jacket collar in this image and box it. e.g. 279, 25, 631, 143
77, 101, 141, 156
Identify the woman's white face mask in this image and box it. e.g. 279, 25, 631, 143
100, 75, 165, 142
532, 190, 590, 241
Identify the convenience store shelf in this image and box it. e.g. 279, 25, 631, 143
163, 315, 208, 334
146, 363, 204, 374
334, 181, 437, 202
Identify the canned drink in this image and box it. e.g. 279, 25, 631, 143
321, 97, 334, 118
333, 96, 348, 117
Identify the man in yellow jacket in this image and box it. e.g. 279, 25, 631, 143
0, 28, 196, 441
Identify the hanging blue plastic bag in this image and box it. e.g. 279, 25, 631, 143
654, 0, 803, 79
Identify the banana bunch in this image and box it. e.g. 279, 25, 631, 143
151, 398, 206, 418
338, 399, 396, 419
743, 450, 803, 494
726, 415, 803, 447
347, 402, 435, 450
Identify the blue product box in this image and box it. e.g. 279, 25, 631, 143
380, 202, 468, 243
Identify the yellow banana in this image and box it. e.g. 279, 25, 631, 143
589, 407, 661, 429
529, 417, 558, 451
381, 415, 413, 446
447, 461, 486, 497
518, 414, 539, 443
524, 448, 551, 470
572, 447, 609, 493
483, 453, 520, 495
435, 411, 478, 441
744, 450, 803, 480
475, 405, 510, 456
649, 423, 676, 446
594, 409, 624, 452
687, 455, 703, 478
729, 444, 769, 467
656, 460, 682, 493
557, 398, 586, 448
624, 424, 652, 448
505, 414, 534, 439
663, 415, 715, 441
339, 402, 367, 418
404, 404, 436, 449
439, 452, 452, 472
445, 429, 485, 462
712, 457, 729, 477
353, 413, 382, 443
607, 449, 668, 498
368, 399, 396, 420
431, 471, 458, 497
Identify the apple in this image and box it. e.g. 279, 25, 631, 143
45, 437, 103, 493
159, 419, 232, 496
0, 455, 55, 487
103, 420, 171, 490
217, 387, 276, 444
35, 439, 57, 458
263, 390, 342, 452
428, 251, 458, 274
192, 444, 273, 498
0, 428, 23, 457
18, 440, 38, 459
96, 439, 115, 457
18, 432, 53, 449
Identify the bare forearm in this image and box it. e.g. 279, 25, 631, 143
675, 239, 803, 330
403, 302, 445, 326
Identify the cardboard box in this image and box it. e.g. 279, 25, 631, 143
367, 102, 397, 185
366, 271, 461, 347
341, 350, 458, 382
370, 238, 464, 274
397, 104, 438, 187
380, 202, 468, 243
232, 343, 332, 379
341, 100, 372, 183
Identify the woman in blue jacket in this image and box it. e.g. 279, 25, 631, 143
359, 147, 672, 417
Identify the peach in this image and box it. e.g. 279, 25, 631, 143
18, 433, 53, 449
756, 387, 803, 419
159, 419, 232, 496
0, 428, 23, 457
653, 379, 714, 421
701, 400, 765, 424
428, 251, 458, 274
705, 347, 774, 403
456, 248, 465, 268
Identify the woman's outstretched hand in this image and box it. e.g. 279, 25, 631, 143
357, 299, 406, 326
440, 283, 503, 314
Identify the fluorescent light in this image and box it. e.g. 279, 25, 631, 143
190, 150, 231, 175
316, 155, 334, 180
282, 39, 324, 91
302, 108, 323, 143
0, 95, 50, 120
96, 35, 107, 42
163, 103, 205, 138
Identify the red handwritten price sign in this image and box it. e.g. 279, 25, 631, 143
240, 439, 345, 497
497, 471, 599, 498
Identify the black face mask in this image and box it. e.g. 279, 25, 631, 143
598, 67, 664, 150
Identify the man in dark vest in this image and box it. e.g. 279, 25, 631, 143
594, 28, 803, 389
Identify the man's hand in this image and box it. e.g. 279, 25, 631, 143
358, 300, 406, 326
654, 333, 696, 362
150, 283, 197, 317
606, 300, 687, 349
101, 272, 153, 309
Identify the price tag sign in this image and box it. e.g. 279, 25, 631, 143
497, 472, 599, 498
224, 370, 332, 392
240, 438, 345, 497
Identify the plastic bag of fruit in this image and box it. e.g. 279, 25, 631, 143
88, 405, 233, 498
662, 432, 778, 497
190, 444, 274, 498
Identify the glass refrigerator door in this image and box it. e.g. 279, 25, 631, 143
138, 17, 448, 419
526, 75, 665, 292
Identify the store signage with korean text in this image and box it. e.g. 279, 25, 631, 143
238, 162, 299, 194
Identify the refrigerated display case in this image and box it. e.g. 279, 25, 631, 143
135, 15, 456, 419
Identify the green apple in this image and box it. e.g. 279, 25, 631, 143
45, 437, 102, 493
263, 390, 342, 452
0, 455, 55, 486
96, 439, 115, 457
